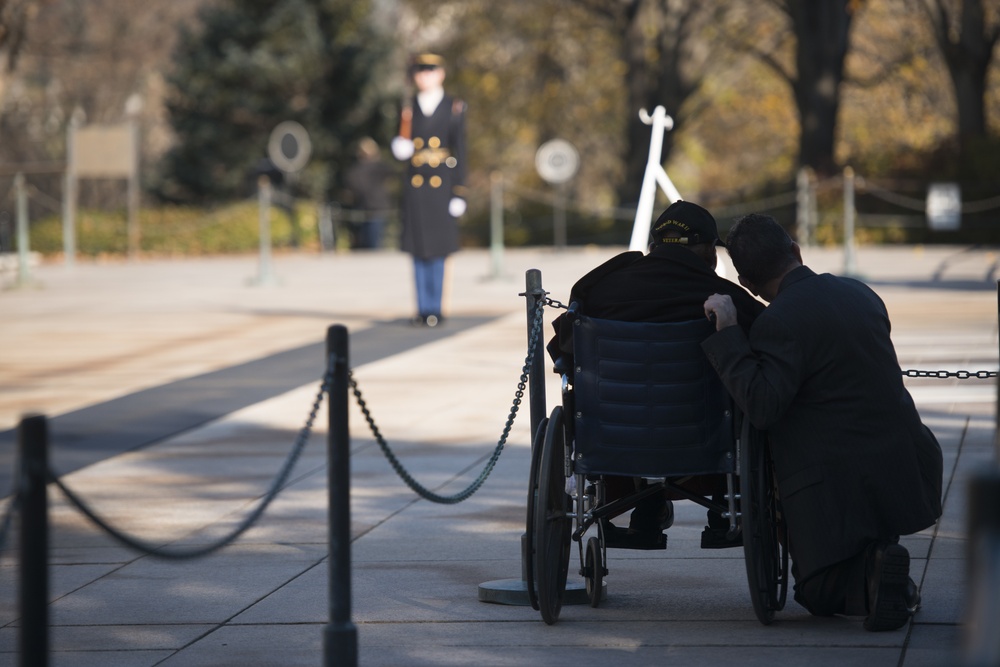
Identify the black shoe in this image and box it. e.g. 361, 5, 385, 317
864, 542, 912, 632
700, 526, 743, 549
601, 519, 666, 551
905, 577, 921, 614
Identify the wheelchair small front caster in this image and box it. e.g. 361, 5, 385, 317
585, 536, 604, 607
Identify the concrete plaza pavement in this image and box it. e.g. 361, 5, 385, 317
0, 243, 997, 666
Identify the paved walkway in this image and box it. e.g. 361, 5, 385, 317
0, 245, 997, 666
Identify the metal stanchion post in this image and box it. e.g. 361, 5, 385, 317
962, 281, 1000, 665
251, 176, 278, 286
843, 166, 858, 276
323, 325, 356, 667
15, 172, 31, 287
19, 414, 49, 667
523, 269, 550, 582
796, 167, 814, 248
476, 272, 542, 604
489, 171, 504, 280
963, 470, 1000, 666
525, 269, 546, 441
62, 110, 82, 268
478, 270, 588, 605
553, 186, 567, 251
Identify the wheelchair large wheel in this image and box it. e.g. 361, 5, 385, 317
740, 417, 788, 625
533, 406, 572, 625
524, 415, 549, 612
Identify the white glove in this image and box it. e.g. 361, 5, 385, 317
391, 136, 414, 160
449, 197, 467, 217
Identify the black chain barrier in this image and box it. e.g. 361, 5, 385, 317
902, 369, 998, 379
350, 297, 562, 504
47, 358, 335, 560
22, 299, 561, 561
15, 298, 991, 562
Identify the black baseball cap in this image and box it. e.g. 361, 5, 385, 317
650, 200, 725, 247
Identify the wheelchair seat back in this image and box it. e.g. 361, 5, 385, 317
569, 314, 735, 478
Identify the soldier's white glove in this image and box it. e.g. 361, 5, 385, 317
449, 197, 467, 217
391, 136, 414, 160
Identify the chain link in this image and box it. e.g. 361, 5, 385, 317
902, 369, 998, 379
49, 360, 335, 560
352, 298, 549, 504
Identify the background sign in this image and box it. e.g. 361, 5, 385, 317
74, 125, 134, 177
268, 121, 312, 173
535, 139, 579, 185
926, 182, 961, 231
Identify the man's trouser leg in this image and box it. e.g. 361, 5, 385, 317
793, 546, 871, 616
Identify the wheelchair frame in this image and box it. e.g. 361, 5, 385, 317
525, 308, 788, 626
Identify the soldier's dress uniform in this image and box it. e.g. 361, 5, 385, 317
395, 65, 467, 326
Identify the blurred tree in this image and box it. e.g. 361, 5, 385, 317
399, 0, 626, 215
401, 0, 720, 215
0, 0, 203, 211
919, 0, 1000, 146
1, 0, 995, 252
573, 0, 719, 207
158, 0, 398, 203
0, 0, 38, 73
838, 1, 954, 173
730, 0, 862, 177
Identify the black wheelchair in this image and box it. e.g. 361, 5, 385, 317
525, 306, 788, 625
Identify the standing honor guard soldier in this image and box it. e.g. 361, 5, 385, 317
391, 53, 468, 327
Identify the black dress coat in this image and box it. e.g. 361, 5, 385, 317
702, 266, 943, 580
399, 95, 466, 260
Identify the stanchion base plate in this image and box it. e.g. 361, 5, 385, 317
477, 578, 603, 606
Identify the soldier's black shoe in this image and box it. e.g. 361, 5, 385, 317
864, 542, 912, 632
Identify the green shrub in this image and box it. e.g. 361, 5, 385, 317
29, 201, 321, 257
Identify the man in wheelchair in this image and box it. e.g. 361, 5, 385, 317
547, 200, 764, 549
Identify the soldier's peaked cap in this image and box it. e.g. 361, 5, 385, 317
412, 53, 445, 69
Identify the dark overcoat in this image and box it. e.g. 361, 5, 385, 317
399, 95, 466, 259
547, 244, 765, 367
702, 266, 943, 580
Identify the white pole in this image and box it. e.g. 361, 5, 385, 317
629, 106, 679, 251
